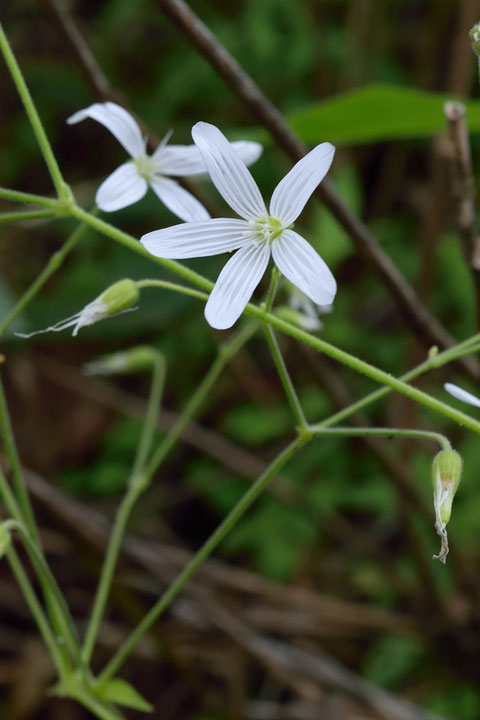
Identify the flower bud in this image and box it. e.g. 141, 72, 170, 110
432, 449, 462, 526
84, 345, 160, 376
431, 449, 462, 563
99, 279, 139, 316
16, 279, 140, 339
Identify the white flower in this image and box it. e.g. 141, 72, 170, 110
141, 122, 337, 330
67, 103, 263, 221
288, 284, 332, 331
444, 383, 480, 408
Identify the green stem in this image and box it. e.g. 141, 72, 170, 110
0, 25, 68, 198
6, 545, 69, 680
66, 207, 480, 433
0, 469, 81, 669
97, 434, 307, 684
264, 325, 307, 430
0, 375, 39, 541
135, 279, 209, 303
143, 321, 257, 485
0, 209, 55, 223
0, 186, 60, 208
70, 206, 213, 293
0, 219, 87, 337
306, 425, 451, 451
81, 354, 166, 666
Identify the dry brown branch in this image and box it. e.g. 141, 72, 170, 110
443, 102, 480, 315
152, 0, 479, 381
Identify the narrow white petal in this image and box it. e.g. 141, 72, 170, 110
96, 163, 148, 212
231, 141, 263, 167
152, 144, 208, 176
272, 229, 336, 305
67, 102, 144, 158
154, 140, 263, 177
141, 219, 252, 259
192, 122, 267, 220
205, 242, 270, 330
444, 383, 480, 408
150, 176, 210, 221
270, 143, 335, 225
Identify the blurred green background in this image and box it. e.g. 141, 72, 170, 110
2, 1, 480, 718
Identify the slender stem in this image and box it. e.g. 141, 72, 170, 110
97, 434, 307, 684
0, 24, 68, 198
0, 209, 55, 223
0, 469, 81, 669
131, 354, 166, 478
67, 207, 480, 433
81, 354, 166, 665
264, 325, 307, 430
6, 545, 69, 680
70, 206, 213, 293
0, 219, 87, 337
264, 266, 280, 312
0, 186, 60, 208
306, 425, 451, 451
135, 279, 209, 303
0, 375, 39, 541
143, 321, 257, 484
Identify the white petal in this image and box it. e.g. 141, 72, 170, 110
150, 176, 210, 221
154, 140, 263, 177
141, 219, 252, 259
231, 141, 263, 167
444, 383, 480, 408
272, 229, 336, 305
192, 122, 267, 221
270, 143, 335, 225
205, 242, 270, 330
67, 102, 144, 158
96, 162, 148, 212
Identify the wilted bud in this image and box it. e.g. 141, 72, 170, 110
431, 449, 462, 563
0, 524, 12, 558
84, 345, 160, 376
17, 279, 139, 339
470, 22, 480, 56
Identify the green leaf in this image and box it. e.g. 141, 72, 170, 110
287, 83, 480, 145
97, 679, 153, 713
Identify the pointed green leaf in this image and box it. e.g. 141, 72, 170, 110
98, 678, 153, 713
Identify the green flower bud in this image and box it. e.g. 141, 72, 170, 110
470, 22, 480, 56
16, 279, 140, 338
432, 449, 462, 525
99, 279, 139, 316
84, 345, 161, 376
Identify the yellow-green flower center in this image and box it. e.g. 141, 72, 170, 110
134, 154, 156, 181
250, 216, 286, 246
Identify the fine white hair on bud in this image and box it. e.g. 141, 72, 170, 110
470, 22, 480, 55
16, 279, 139, 339
431, 449, 462, 564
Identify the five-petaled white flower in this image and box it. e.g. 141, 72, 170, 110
67, 103, 263, 222
444, 383, 480, 408
141, 122, 337, 329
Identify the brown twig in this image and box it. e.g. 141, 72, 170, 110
443, 101, 480, 316
152, 0, 479, 380
40, 0, 219, 217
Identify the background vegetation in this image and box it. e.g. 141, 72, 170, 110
2, 0, 480, 718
